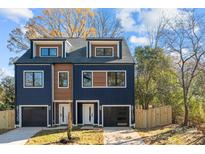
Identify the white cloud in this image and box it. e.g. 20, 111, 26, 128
129, 36, 149, 46
116, 8, 189, 34
116, 9, 141, 32
0, 8, 33, 23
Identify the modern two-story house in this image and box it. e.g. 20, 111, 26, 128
14, 37, 135, 127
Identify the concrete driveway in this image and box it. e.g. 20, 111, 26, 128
0, 127, 43, 145
103, 127, 144, 145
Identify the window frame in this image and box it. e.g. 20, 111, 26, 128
107, 71, 126, 87
82, 71, 93, 88
95, 47, 114, 57
58, 71, 69, 88
40, 47, 58, 57
23, 70, 44, 88
81, 70, 126, 88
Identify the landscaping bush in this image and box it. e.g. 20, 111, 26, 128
0, 102, 14, 111
189, 98, 205, 126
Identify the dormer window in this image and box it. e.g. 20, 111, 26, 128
40, 47, 58, 57
95, 47, 114, 57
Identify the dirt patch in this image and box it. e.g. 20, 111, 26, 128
136, 124, 205, 145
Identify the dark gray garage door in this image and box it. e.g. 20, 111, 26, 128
103, 107, 129, 127
22, 107, 47, 127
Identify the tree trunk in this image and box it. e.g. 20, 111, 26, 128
183, 84, 189, 126
183, 89, 189, 126
67, 111, 72, 140
184, 102, 189, 126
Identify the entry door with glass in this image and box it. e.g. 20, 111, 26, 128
59, 104, 69, 125
83, 104, 94, 125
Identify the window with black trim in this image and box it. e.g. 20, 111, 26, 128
24, 71, 44, 88
82, 72, 92, 87
40, 47, 57, 57
95, 47, 113, 57
58, 72, 69, 88
107, 72, 125, 87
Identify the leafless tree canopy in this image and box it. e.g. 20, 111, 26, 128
162, 9, 205, 125
94, 9, 123, 37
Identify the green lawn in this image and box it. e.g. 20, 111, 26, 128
26, 128, 104, 145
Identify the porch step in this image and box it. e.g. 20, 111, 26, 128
80, 126, 94, 130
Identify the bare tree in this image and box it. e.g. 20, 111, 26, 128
142, 10, 170, 49
163, 9, 205, 126
146, 16, 168, 49
94, 9, 123, 37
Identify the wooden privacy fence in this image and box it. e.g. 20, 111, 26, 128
0, 110, 15, 129
135, 106, 172, 129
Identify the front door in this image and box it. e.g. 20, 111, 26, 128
83, 104, 94, 125
59, 104, 69, 125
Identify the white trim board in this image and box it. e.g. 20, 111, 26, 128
19, 105, 49, 127
101, 105, 132, 127
89, 41, 119, 44
16, 64, 51, 66
81, 70, 127, 88
75, 100, 100, 126
54, 100, 73, 103
117, 41, 120, 58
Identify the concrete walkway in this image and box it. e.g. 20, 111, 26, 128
0, 127, 43, 145
103, 127, 144, 145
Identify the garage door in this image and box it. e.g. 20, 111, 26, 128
103, 107, 129, 127
22, 107, 47, 127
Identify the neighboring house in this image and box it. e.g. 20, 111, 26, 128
14, 37, 135, 127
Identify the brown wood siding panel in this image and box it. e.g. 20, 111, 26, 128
93, 72, 106, 86
91, 44, 117, 57
54, 64, 72, 100
35, 44, 62, 57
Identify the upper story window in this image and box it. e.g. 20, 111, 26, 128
82, 71, 92, 88
82, 70, 126, 88
95, 47, 114, 57
24, 71, 44, 88
58, 71, 69, 88
40, 47, 57, 57
107, 71, 126, 87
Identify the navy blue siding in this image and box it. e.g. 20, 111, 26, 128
77, 103, 83, 124
15, 65, 52, 125
73, 64, 135, 124
119, 41, 122, 59
63, 41, 65, 58
30, 41, 33, 58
